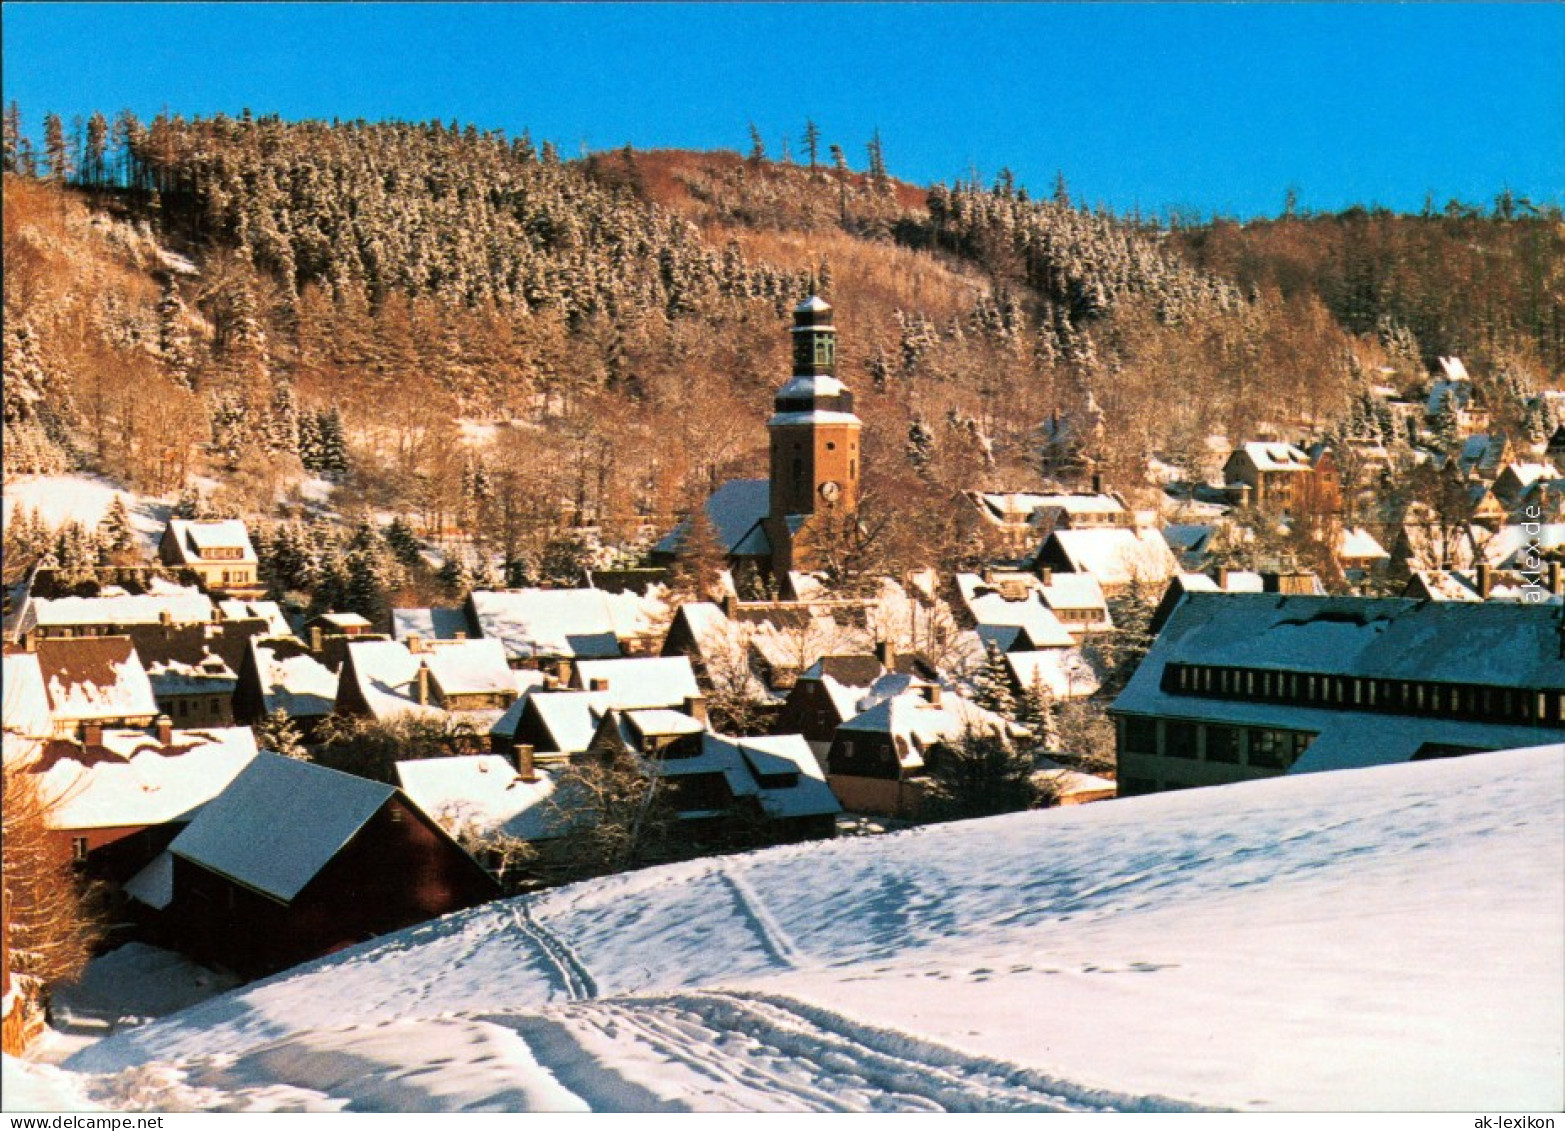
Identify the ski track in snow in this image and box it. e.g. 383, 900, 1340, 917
715, 860, 810, 971
509, 900, 599, 1002
484, 991, 1214, 1113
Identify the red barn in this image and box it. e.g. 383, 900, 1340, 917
148, 753, 499, 978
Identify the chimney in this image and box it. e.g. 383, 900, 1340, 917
154, 715, 172, 744
873, 639, 895, 670
23, 633, 36, 653
922, 683, 943, 707
415, 664, 430, 706
1039, 567, 1053, 586
83, 721, 104, 746
1216, 566, 1230, 590
1091, 471, 1103, 495
310, 626, 323, 652
407, 633, 424, 654
590, 677, 610, 693
514, 744, 537, 783
556, 658, 573, 684
1476, 561, 1493, 599
159, 609, 173, 627
1550, 560, 1563, 597
453, 631, 467, 640
683, 694, 708, 724
212, 604, 224, 623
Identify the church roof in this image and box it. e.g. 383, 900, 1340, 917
795, 295, 832, 314
654, 479, 772, 559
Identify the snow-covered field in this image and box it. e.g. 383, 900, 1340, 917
2, 474, 169, 550
12, 745, 1564, 1113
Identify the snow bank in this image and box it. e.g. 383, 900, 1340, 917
47, 745, 1565, 1113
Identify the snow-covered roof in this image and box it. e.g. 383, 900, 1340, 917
1496, 463, 1562, 490
28, 726, 259, 832
734, 734, 839, 820
1338, 527, 1389, 561
954, 574, 1075, 648
1004, 649, 1102, 700
37, 637, 159, 722
165, 519, 258, 564
251, 639, 338, 718
124, 850, 174, 910
1041, 528, 1178, 589
493, 691, 605, 754
391, 607, 471, 642
314, 612, 373, 631
794, 294, 832, 314
767, 410, 862, 428
838, 690, 1012, 768
422, 639, 516, 698
19, 586, 215, 632
1438, 356, 1470, 382
625, 709, 706, 739
1036, 572, 1110, 613
598, 586, 671, 646
340, 640, 444, 722
469, 588, 622, 661
1032, 758, 1117, 802
574, 656, 700, 710
1407, 569, 1562, 606
170, 752, 396, 903
217, 600, 292, 637
2, 653, 53, 738
145, 651, 239, 696
653, 479, 772, 558
1236, 442, 1313, 473
396, 755, 570, 842
1118, 595, 1565, 702
1479, 523, 1565, 569
776, 374, 846, 400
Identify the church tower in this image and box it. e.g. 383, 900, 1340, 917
764, 296, 863, 575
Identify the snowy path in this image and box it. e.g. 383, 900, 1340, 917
508, 901, 599, 1001
488, 991, 1211, 1113
715, 860, 810, 971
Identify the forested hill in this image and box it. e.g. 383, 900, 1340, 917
4, 109, 1561, 573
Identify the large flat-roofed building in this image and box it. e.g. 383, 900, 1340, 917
1110, 594, 1565, 795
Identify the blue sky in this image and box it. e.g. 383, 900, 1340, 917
3, 3, 1560, 218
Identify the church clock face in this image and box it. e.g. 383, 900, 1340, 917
819, 480, 842, 502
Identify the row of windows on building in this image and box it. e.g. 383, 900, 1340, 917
1121, 715, 1314, 771
1161, 662, 1565, 729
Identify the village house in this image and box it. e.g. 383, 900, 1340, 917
30, 636, 161, 739
156, 519, 265, 600
391, 606, 470, 643
585, 720, 840, 842
1453, 432, 1517, 482
958, 486, 1131, 558
1493, 462, 1562, 509
232, 636, 341, 738
334, 637, 524, 730
488, 690, 604, 763
16, 724, 259, 872
824, 683, 1014, 817
132, 753, 498, 978
1029, 525, 1179, 598
123, 615, 273, 727
11, 581, 215, 645
1335, 526, 1390, 580
1403, 562, 1565, 604
466, 588, 623, 672
1425, 357, 1490, 436
775, 645, 936, 755
1221, 442, 1325, 514
1111, 594, 1565, 796
395, 753, 572, 853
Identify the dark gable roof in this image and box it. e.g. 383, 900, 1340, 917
805, 654, 884, 688
125, 617, 271, 673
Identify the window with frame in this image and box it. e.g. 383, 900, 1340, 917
1205, 724, 1241, 764
71, 837, 89, 862
1122, 716, 1158, 754
1164, 721, 1200, 759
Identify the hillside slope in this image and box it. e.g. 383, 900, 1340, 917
52, 744, 1565, 1113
